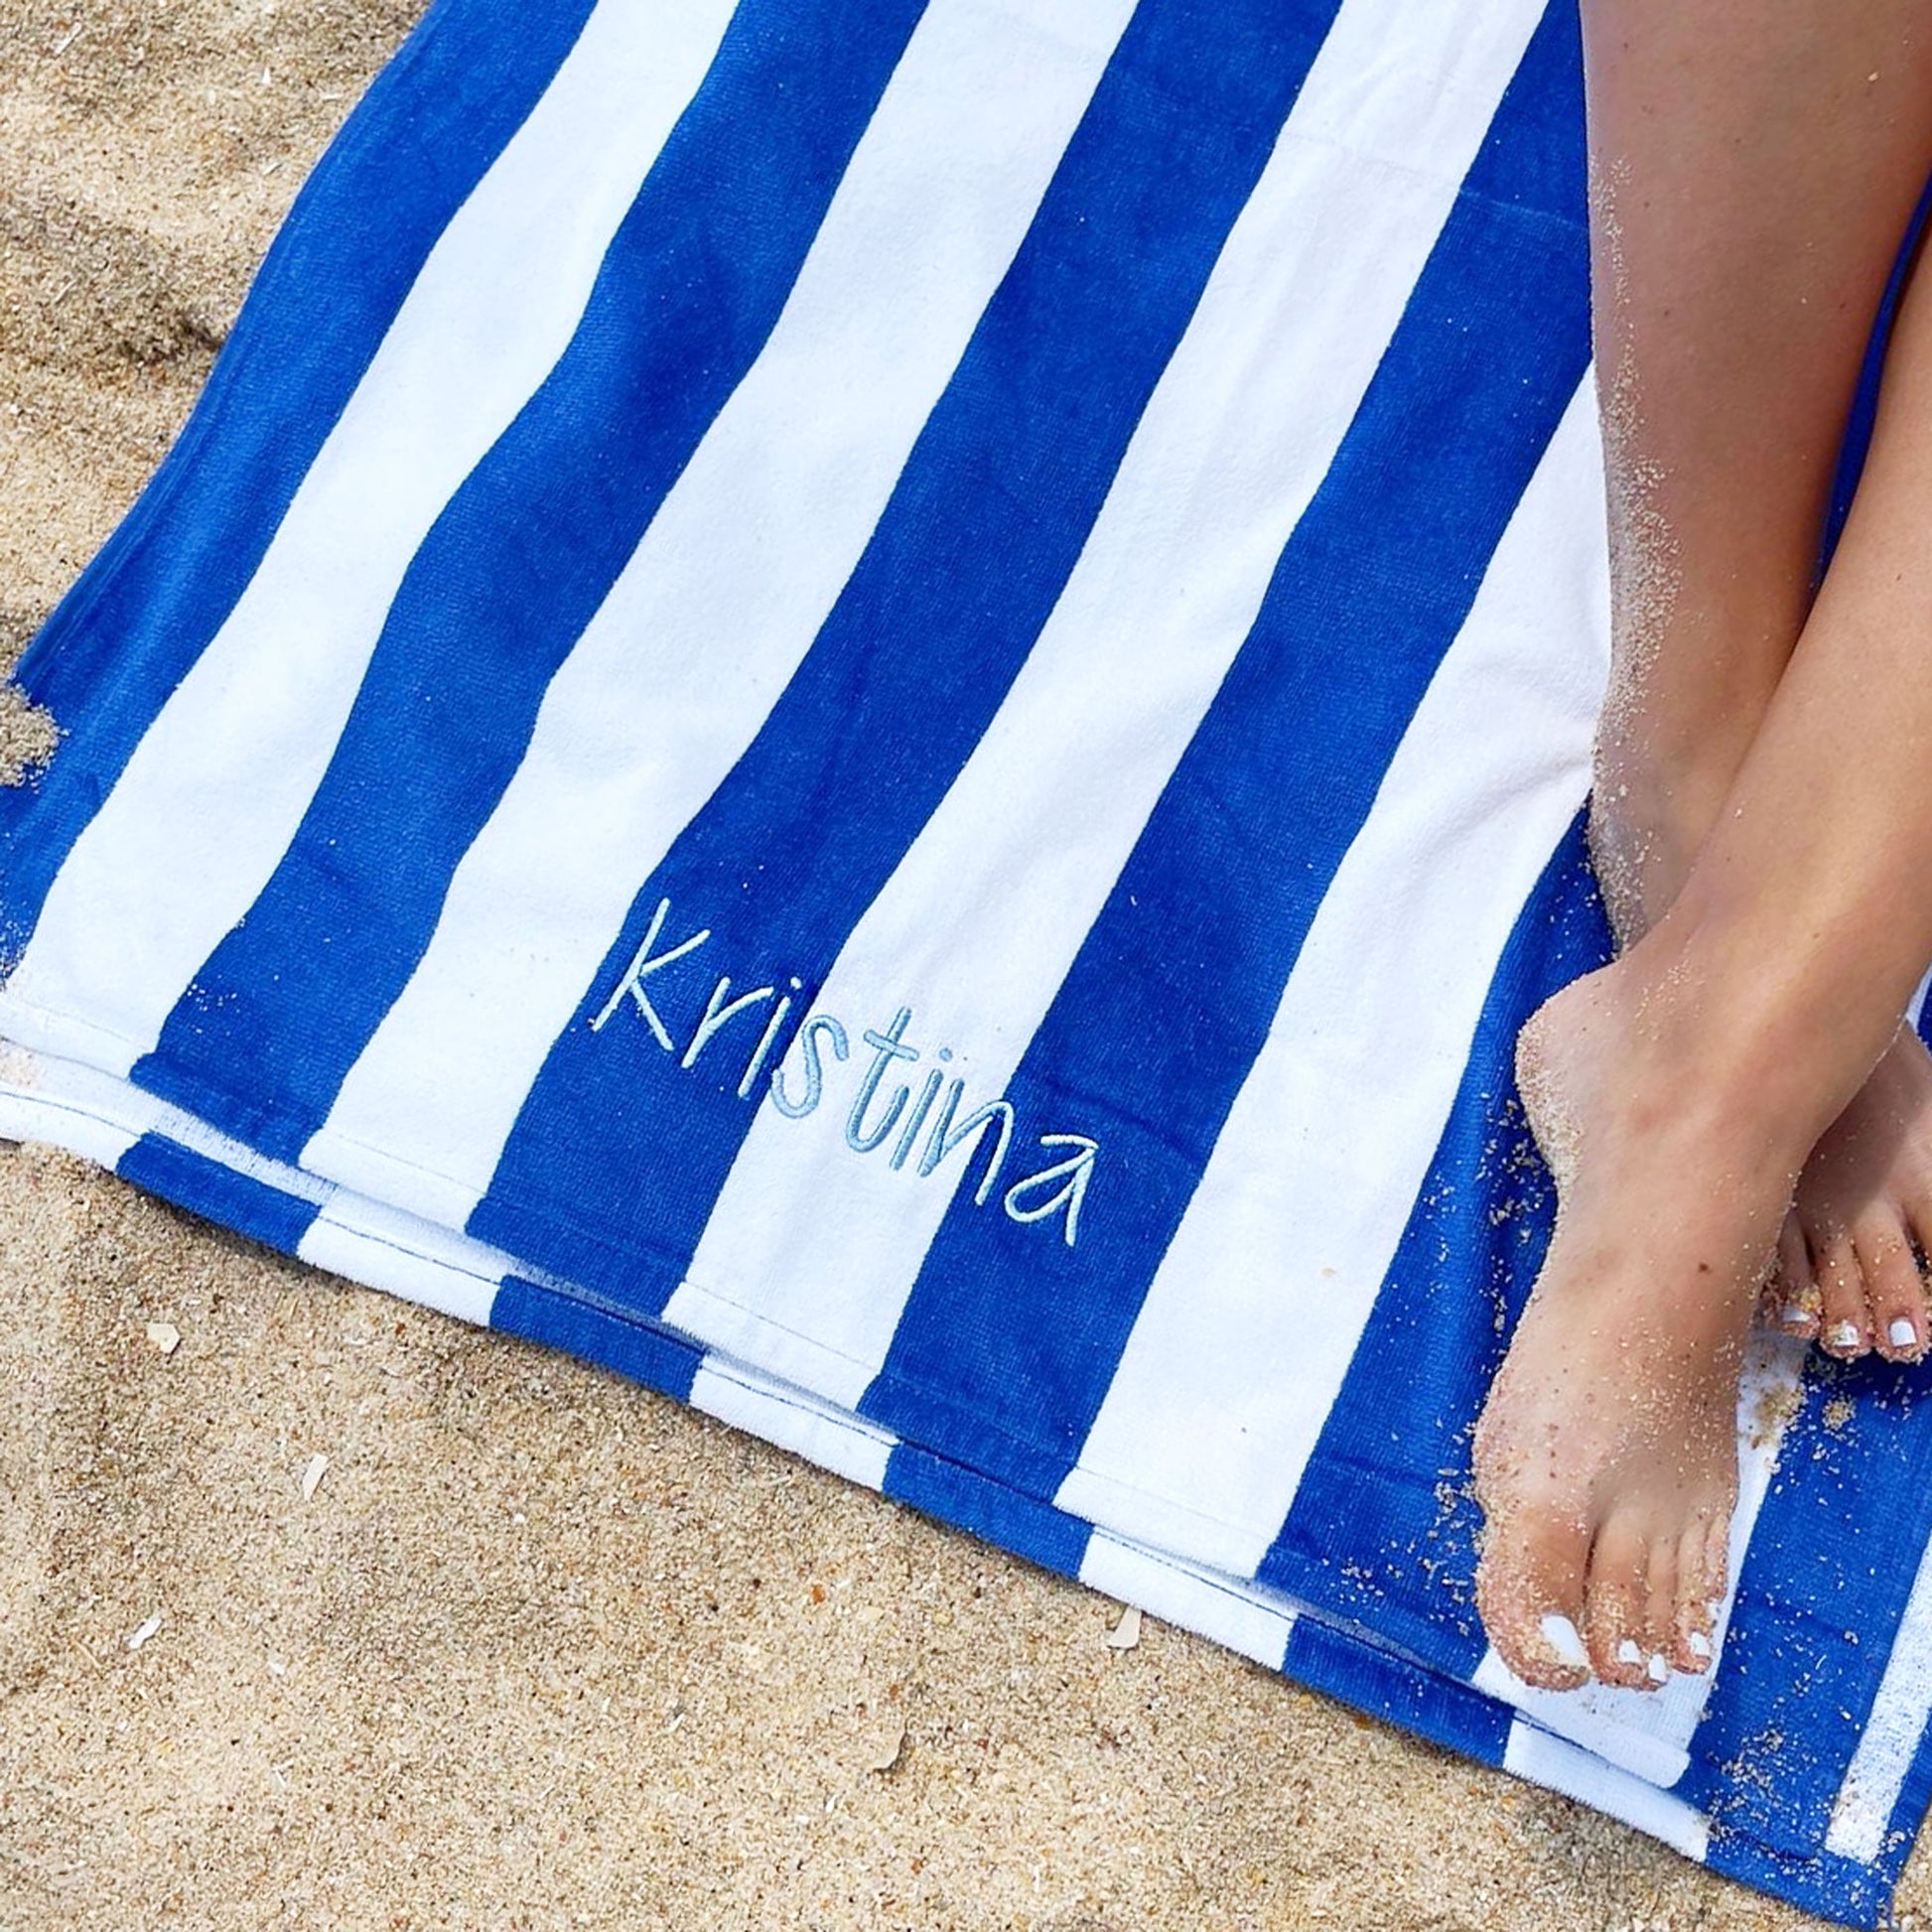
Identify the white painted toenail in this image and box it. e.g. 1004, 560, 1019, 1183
1688, 1630, 1713, 1663
1538, 1613, 1587, 1669
1780, 1302, 1815, 1330
1829, 1320, 1863, 1350
1890, 1317, 1918, 1349
1615, 1638, 1643, 1667
1646, 1652, 1669, 1685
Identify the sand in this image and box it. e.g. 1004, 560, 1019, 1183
0, 5, 1917, 1926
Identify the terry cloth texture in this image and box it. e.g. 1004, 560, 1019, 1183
5, 0, 1932, 1920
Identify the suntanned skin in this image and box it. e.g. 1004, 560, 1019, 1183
1472, 0, 1932, 1692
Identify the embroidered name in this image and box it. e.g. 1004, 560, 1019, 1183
591, 897, 1096, 1246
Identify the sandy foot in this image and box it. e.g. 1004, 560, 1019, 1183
1472, 958, 1798, 1691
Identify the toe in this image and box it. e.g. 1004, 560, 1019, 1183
1582, 1515, 1653, 1691
1475, 1502, 1592, 1691
1638, 1536, 1680, 1687
1769, 1213, 1821, 1338
1671, 1517, 1719, 1674
1856, 1207, 1929, 1363
1814, 1232, 1872, 1358
1699, 1511, 1732, 1626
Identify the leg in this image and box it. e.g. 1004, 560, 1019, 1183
1477, 216, 1932, 1692
1585, 0, 1932, 927
1580, 0, 1932, 1367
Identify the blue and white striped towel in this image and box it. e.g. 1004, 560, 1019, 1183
5, 0, 1931, 1918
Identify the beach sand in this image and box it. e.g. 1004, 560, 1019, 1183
0, 5, 1914, 1925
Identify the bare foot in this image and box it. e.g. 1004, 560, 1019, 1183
1472, 955, 1804, 1692
1590, 782, 1932, 1369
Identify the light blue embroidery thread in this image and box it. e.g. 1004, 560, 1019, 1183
736, 977, 803, 1099
591, 898, 1099, 1243
681, 974, 775, 1071
769, 1013, 849, 1120
845, 1006, 917, 1154
1002, 1134, 1098, 1248
917, 1087, 1015, 1208
890, 1062, 948, 1172
589, 896, 711, 1049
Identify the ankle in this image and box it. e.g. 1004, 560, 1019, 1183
1614, 889, 1882, 1164
1588, 747, 1738, 946
1589, 628, 1792, 938
1519, 956, 1783, 1201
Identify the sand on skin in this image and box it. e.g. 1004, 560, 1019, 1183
0, 4, 1907, 1925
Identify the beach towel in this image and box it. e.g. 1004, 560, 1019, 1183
4, 0, 1931, 1919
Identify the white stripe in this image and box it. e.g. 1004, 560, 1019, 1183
1504, 1721, 1712, 1863
1052, 383, 1603, 1572
1079, 1531, 1297, 1670
302, 0, 1138, 1221
0, 0, 742, 1071
689, 1357, 897, 1492
0, 1061, 143, 1173
663, 0, 1548, 1405
1470, 1329, 1804, 1788
297, 1194, 509, 1327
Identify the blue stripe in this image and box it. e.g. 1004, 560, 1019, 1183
0, 0, 602, 969
131, 0, 929, 1158
1702, 1830, 1889, 1930
1256, 819, 1610, 1679
467, 0, 1349, 1288
1673, 1348, 1932, 1860
857, 0, 1591, 1497
883, 1442, 1092, 1579
115, 1133, 323, 1257
1280, 1616, 1513, 1767
490, 1276, 705, 1404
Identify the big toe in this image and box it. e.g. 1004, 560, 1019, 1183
1583, 1513, 1665, 1691
1476, 1502, 1592, 1691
